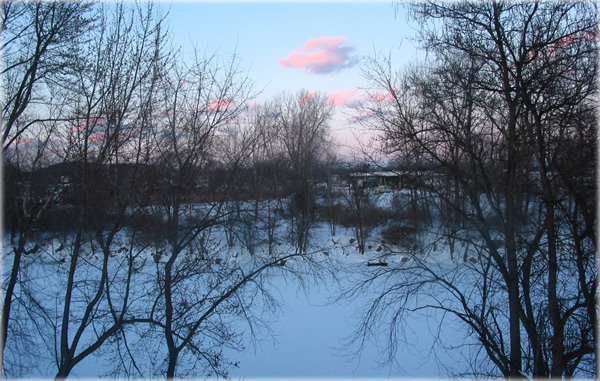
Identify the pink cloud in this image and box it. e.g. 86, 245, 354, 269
9, 137, 34, 147
206, 98, 234, 112
365, 90, 396, 104
281, 50, 343, 69
302, 36, 345, 51
527, 29, 598, 62
298, 91, 317, 105
326, 88, 361, 106
278, 36, 359, 75
323, 88, 397, 108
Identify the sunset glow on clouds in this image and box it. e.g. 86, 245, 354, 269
278, 36, 359, 75
280, 87, 393, 111
365, 90, 396, 104
326, 88, 361, 106
298, 91, 317, 104
205, 98, 234, 112
325, 88, 396, 109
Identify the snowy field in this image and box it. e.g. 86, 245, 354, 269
3, 189, 558, 379
3, 217, 472, 379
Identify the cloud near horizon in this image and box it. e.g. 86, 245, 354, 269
205, 98, 234, 112
326, 88, 361, 106
278, 36, 359, 75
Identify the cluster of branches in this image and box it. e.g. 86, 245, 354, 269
251, 91, 333, 253
351, 1, 597, 378
1, 2, 333, 379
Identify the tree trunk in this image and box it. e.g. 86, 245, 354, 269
1, 244, 23, 369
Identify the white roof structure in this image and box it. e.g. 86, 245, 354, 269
349, 171, 404, 177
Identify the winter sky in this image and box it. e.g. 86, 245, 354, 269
165, 1, 421, 157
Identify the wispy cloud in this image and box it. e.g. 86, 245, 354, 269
365, 90, 396, 104
326, 88, 361, 106
278, 36, 359, 75
205, 98, 234, 112
348, 110, 382, 124
326, 88, 397, 108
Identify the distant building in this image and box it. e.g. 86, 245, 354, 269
349, 170, 442, 191
349, 171, 402, 189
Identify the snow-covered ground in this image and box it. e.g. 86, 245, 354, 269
0, 191, 502, 379
222, 252, 464, 379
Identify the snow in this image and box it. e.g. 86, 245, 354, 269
223, 267, 455, 379
1, 193, 481, 379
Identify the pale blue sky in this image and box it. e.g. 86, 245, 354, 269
163, 1, 422, 156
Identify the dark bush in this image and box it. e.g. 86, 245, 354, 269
394, 201, 432, 228
124, 211, 169, 243
316, 203, 344, 222
317, 202, 394, 228
35, 206, 80, 232
381, 224, 418, 247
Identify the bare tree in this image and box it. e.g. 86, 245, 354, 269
127, 48, 265, 379
1, 0, 96, 374
264, 90, 333, 253
53, 3, 168, 377
351, 1, 597, 377
247, 103, 293, 255
1, 0, 95, 150
0, 3, 170, 378
2, 2, 341, 379
111, 55, 339, 378
345, 184, 369, 254
1, 121, 61, 377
